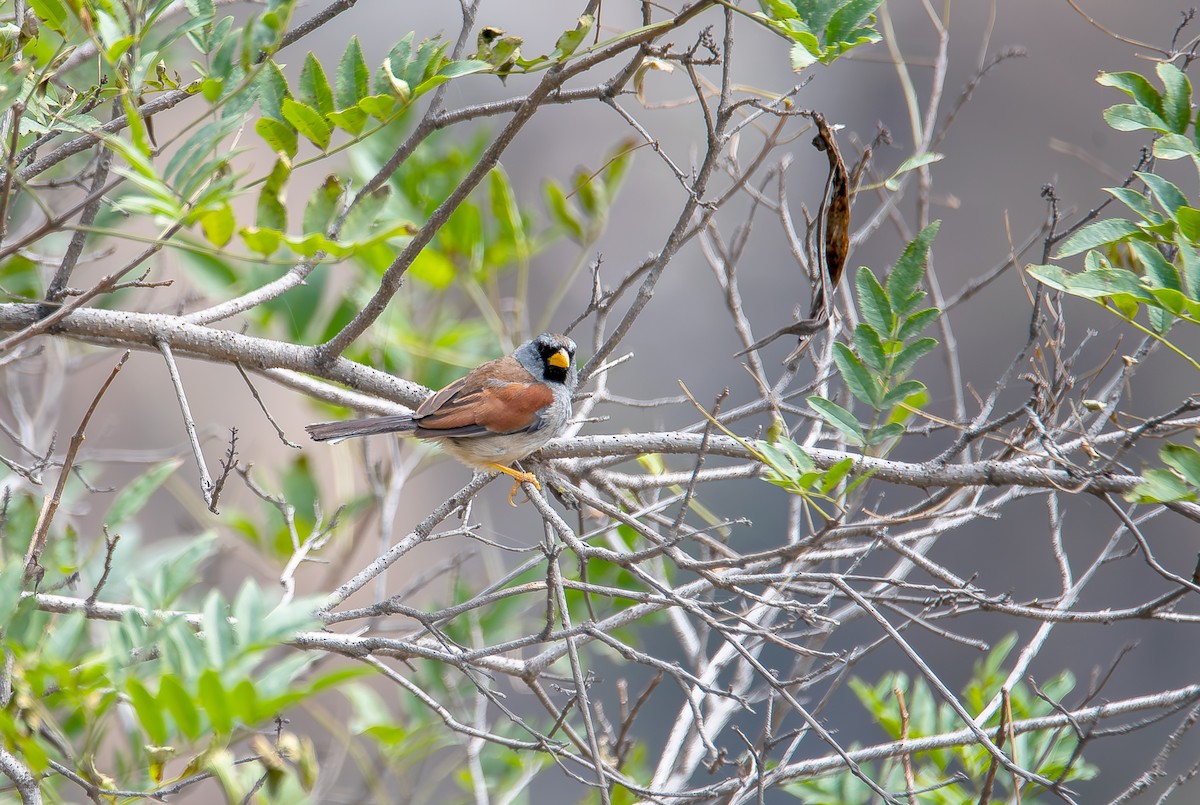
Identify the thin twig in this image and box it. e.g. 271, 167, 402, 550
156, 339, 214, 505
24, 351, 130, 582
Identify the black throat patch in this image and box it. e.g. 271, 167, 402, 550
539, 341, 571, 384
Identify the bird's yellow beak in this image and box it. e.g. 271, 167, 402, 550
548, 349, 571, 369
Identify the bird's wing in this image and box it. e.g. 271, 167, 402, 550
413, 356, 554, 437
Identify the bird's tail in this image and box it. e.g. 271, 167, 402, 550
305, 415, 418, 444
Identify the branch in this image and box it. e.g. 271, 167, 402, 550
543, 432, 1144, 496
0, 748, 41, 805
0, 303, 428, 407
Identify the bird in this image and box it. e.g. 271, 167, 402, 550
306, 333, 578, 505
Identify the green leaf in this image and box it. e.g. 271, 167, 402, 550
789, 40, 819, 71
336, 36, 370, 109
1176, 237, 1200, 297
1162, 443, 1200, 486
792, 0, 838, 36
551, 14, 594, 60
1148, 302, 1174, 335
759, 441, 801, 483
127, 678, 168, 745
819, 31, 879, 64
853, 323, 886, 373
229, 678, 259, 724
1103, 103, 1170, 133
28, 0, 70, 34
1097, 70, 1164, 117
758, 0, 798, 20
544, 180, 585, 241
232, 583, 266, 647
808, 396, 865, 445
1127, 467, 1196, 504
200, 77, 224, 103
1154, 132, 1198, 160
887, 383, 926, 424
411, 36, 447, 85
474, 25, 522, 73
600, 137, 638, 195
285, 232, 343, 258
488, 165, 524, 245
207, 17, 237, 80
895, 306, 940, 341
777, 437, 816, 472
1105, 290, 1140, 320
1138, 171, 1188, 218
1053, 218, 1142, 258
257, 61, 289, 123
1062, 267, 1149, 300
855, 267, 892, 335
158, 675, 201, 740
1157, 62, 1192, 134
202, 592, 236, 670
1105, 187, 1161, 223
883, 152, 943, 191
409, 249, 456, 289
198, 669, 233, 734
281, 97, 331, 150
888, 221, 940, 315
833, 342, 882, 407
881, 379, 926, 410
866, 422, 904, 446
357, 94, 396, 119
1129, 240, 1180, 291
890, 337, 937, 377
200, 205, 235, 247
240, 227, 282, 256
381, 58, 411, 104
327, 106, 368, 135
185, 0, 215, 21
106, 460, 183, 527
165, 117, 240, 194
377, 32, 414, 94
757, 0, 799, 24
256, 159, 290, 232
819, 457, 855, 494
255, 117, 298, 159
1150, 287, 1188, 316
303, 176, 343, 236
104, 34, 136, 65
825, 0, 883, 47
1027, 266, 1147, 301
299, 53, 334, 116
755, 0, 882, 66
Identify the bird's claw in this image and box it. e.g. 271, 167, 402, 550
487, 463, 540, 506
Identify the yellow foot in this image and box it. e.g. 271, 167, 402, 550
486, 463, 540, 507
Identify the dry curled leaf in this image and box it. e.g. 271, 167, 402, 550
739, 112, 869, 365
808, 112, 850, 320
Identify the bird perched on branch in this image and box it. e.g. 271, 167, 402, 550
306, 333, 577, 505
